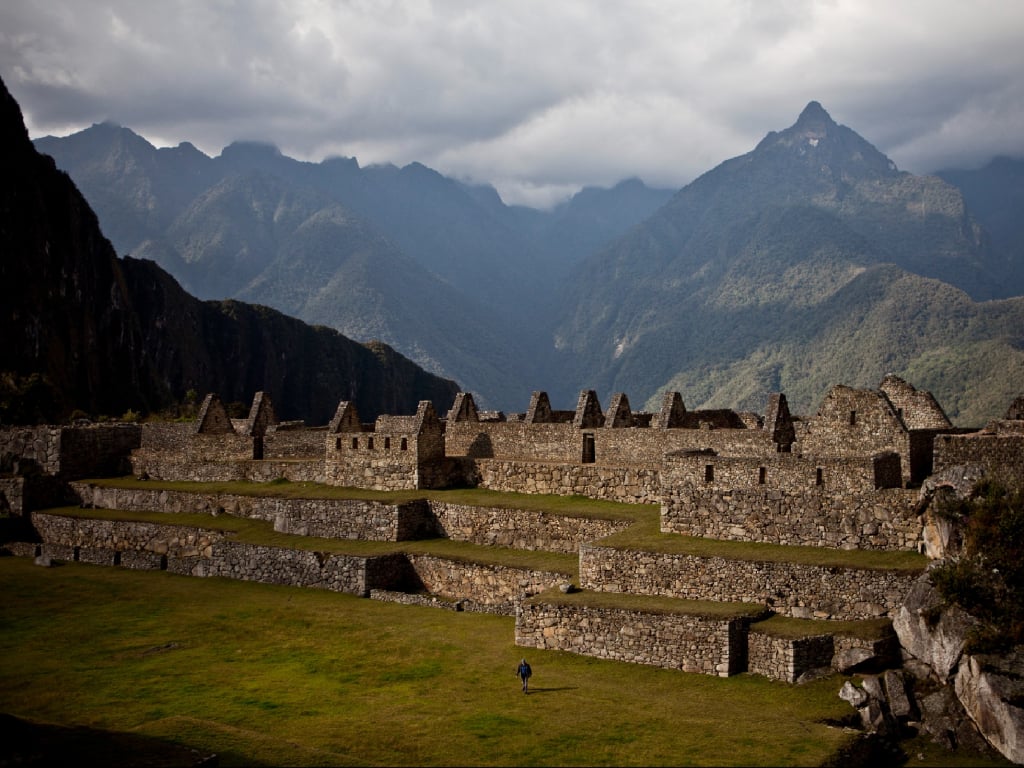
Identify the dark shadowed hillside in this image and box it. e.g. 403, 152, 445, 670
0, 76, 459, 425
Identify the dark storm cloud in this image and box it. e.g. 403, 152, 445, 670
2, 0, 1023, 207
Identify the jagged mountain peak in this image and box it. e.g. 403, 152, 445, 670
793, 100, 834, 132
750, 100, 899, 181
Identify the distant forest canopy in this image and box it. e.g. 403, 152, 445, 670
29, 97, 1024, 427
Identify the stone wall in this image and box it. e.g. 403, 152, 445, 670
661, 453, 901, 495
0, 424, 140, 479
70, 483, 437, 542
405, 554, 572, 613
514, 599, 751, 676
0, 427, 62, 474
474, 459, 661, 503
129, 455, 324, 484
29, 512, 411, 597
579, 543, 922, 620
444, 421, 777, 466
660, 486, 922, 551
263, 426, 326, 459
747, 631, 834, 682
933, 432, 1024, 492
429, 502, 631, 553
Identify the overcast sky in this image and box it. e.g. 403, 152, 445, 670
3, 1, 1023, 207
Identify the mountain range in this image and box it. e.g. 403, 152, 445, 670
32, 100, 1024, 426
0, 76, 459, 425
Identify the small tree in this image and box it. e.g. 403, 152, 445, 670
931, 480, 1024, 652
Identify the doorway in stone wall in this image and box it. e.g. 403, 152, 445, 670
582, 433, 595, 463
253, 436, 264, 460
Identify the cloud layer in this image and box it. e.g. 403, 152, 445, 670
3, 0, 1023, 206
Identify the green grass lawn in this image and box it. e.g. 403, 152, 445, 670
0, 556, 860, 767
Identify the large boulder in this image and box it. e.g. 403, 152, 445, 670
955, 651, 1024, 764
892, 567, 978, 680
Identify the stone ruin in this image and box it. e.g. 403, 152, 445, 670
3, 374, 1024, 761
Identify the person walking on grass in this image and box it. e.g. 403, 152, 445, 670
517, 658, 532, 693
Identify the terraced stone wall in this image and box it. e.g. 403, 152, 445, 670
429, 502, 631, 553
515, 600, 750, 676
747, 632, 834, 682
579, 543, 922, 620
29, 512, 411, 596
474, 459, 660, 503
405, 554, 571, 613
660, 485, 921, 551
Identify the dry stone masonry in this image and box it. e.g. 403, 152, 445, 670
5, 374, 1024, 761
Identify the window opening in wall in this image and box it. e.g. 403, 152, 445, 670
384, 437, 391, 450
849, 410, 857, 425
335, 437, 341, 450
816, 467, 823, 486
368, 437, 374, 450
705, 464, 714, 482
758, 466, 766, 485
351, 437, 359, 450
582, 434, 595, 463
400, 437, 408, 451
253, 435, 264, 460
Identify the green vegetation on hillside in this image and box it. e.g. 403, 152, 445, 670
931, 481, 1024, 652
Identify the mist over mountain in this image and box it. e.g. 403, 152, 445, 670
1, 76, 458, 425
32, 100, 1024, 426
35, 126, 673, 409
546, 102, 1024, 425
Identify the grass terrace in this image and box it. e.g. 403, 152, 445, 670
39, 506, 579, 577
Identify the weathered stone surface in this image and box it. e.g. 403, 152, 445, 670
955, 652, 1024, 764
884, 669, 913, 719
892, 569, 978, 679
839, 680, 868, 708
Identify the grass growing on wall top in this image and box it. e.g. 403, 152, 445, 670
82, 477, 652, 520
0, 556, 857, 767
40, 506, 580, 576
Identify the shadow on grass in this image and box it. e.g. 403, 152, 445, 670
525, 686, 579, 694
0, 713, 229, 767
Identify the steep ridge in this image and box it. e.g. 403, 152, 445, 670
0, 76, 458, 424
34, 124, 672, 411
547, 102, 1024, 425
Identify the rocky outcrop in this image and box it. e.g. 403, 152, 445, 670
839, 566, 1023, 762
955, 651, 1024, 763
892, 565, 979, 679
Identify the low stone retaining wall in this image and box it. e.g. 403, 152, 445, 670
660, 487, 922, 552
579, 543, 922, 620
515, 598, 751, 676
33, 512, 226, 558
405, 554, 571, 614
747, 631, 835, 682
475, 459, 660, 504
70, 484, 437, 542
429, 502, 630, 553
29, 512, 410, 596
71, 483, 627, 552
128, 456, 324, 484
